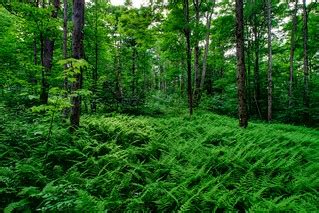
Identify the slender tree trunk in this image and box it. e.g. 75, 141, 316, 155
91, 0, 98, 113
267, 0, 272, 121
288, 0, 298, 108
115, 38, 123, 103
131, 46, 137, 96
252, 14, 261, 117
70, 0, 85, 131
236, 0, 248, 128
183, 0, 193, 115
33, 37, 37, 65
181, 59, 185, 96
193, 0, 201, 105
199, 1, 215, 102
40, 0, 60, 104
62, 0, 69, 119
246, 25, 252, 114
302, 0, 309, 123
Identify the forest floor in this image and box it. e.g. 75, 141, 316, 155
1, 107, 319, 212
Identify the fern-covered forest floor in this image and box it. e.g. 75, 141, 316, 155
1, 106, 319, 212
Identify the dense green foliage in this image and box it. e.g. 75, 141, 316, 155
0, 0, 319, 212
1, 103, 319, 212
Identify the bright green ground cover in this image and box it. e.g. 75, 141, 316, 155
1, 109, 319, 212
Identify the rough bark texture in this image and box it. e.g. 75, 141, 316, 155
267, 0, 272, 121
183, 0, 193, 116
70, 0, 85, 131
288, 0, 298, 108
40, 0, 60, 104
302, 0, 309, 123
236, 0, 248, 128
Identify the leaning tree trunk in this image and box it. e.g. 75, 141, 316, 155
288, 0, 298, 108
302, 0, 309, 123
183, 0, 193, 116
236, 0, 248, 128
267, 0, 272, 121
40, 0, 60, 104
70, 0, 85, 131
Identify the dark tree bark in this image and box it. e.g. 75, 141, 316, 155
183, 0, 193, 115
302, 0, 309, 123
70, 0, 85, 131
40, 0, 60, 104
236, 0, 248, 128
267, 0, 272, 121
288, 0, 298, 108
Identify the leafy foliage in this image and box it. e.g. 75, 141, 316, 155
1, 105, 318, 212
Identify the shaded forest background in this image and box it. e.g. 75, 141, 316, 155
0, 0, 318, 127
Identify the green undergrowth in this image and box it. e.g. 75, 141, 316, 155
1, 109, 319, 212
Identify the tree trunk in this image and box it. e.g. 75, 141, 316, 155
192, 0, 201, 105
267, 0, 272, 121
70, 0, 85, 131
302, 0, 309, 123
115, 38, 123, 103
252, 18, 260, 117
288, 0, 298, 108
62, 0, 69, 119
131, 46, 137, 96
199, 0, 215, 102
246, 25, 252, 114
236, 0, 248, 128
183, 0, 193, 115
91, 0, 98, 113
40, 0, 60, 104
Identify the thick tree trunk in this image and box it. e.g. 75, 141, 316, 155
302, 0, 309, 123
288, 0, 298, 108
183, 0, 193, 115
267, 0, 272, 121
40, 0, 60, 104
236, 0, 248, 128
70, 0, 85, 131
